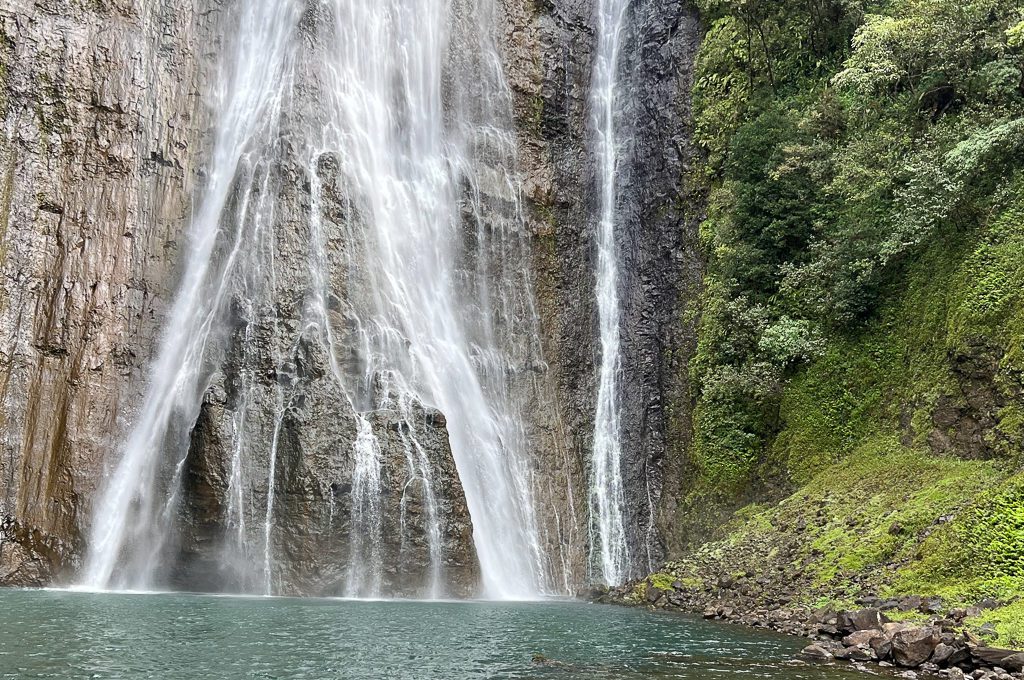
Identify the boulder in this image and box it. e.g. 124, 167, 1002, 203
1000, 652, 1024, 672
801, 644, 835, 660
931, 643, 956, 666
884, 622, 914, 636
809, 608, 838, 625
871, 635, 894, 661
838, 608, 889, 632
973, 647, 1024, 671
899, 596, 924, 612
844, 629, 884, 647
892, 627, 940, 667
646, 586, 665, 603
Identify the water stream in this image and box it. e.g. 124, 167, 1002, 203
81, 0, 301, 591
589, 0, 633, 586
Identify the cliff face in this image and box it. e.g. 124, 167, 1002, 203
508, 0, 702, 577
0, 0, 703, 593
0, 0, 216, 586
0, 0, 485, 594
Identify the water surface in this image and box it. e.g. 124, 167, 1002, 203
0, 590, 874, 679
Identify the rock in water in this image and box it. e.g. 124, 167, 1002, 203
800, 644, 835, 660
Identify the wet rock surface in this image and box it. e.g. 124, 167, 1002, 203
513, 0, 703, 578
0, 0, 485, 594
0, 0, 704, 595
174, 394, 480, 597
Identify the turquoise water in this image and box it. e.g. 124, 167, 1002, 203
0, 590, 870, 679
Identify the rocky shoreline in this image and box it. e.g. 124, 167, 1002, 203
595, 582, 1024, 679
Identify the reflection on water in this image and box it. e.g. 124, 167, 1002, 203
0, 590, 874, 679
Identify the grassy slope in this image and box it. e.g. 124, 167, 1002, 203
661, 179, 1024, 644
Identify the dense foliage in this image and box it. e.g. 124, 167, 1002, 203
689, 0, 1024, 494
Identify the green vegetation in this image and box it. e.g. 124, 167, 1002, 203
686, 0, 1024, 529
674, 0, 1024, 646
648, 572, 678, 592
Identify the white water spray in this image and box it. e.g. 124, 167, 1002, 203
322, 0, 549, 598
589, 0, 632, 586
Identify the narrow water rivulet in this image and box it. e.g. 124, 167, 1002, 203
589, 0, 633, 587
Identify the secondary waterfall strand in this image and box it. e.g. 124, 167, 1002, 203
590, 0, 632, 586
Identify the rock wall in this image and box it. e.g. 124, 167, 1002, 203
0, 0, 216, 586
0, 0, 484, 595
504, 0, 702, 579
0, 0, 704, 593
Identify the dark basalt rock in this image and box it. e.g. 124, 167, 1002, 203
974, 647, 1024, 671
838, 608, 890, 633
524, 0, 704, 578
891, 627, 940, 667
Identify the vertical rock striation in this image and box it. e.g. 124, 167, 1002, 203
0, 0, 217, 586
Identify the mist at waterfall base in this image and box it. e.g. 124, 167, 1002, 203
1, 589, 874, 680
80, 0, 570, 599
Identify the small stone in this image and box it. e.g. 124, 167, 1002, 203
835, 646, 874, 661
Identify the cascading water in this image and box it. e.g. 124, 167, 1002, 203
320, 0, 550, 599
80, 0, 559, 599
589, 0, 633, 586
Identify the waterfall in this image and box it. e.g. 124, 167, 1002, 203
589, 0, 632, 586
323, 0, 549, 599
80, 0, 555, 599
